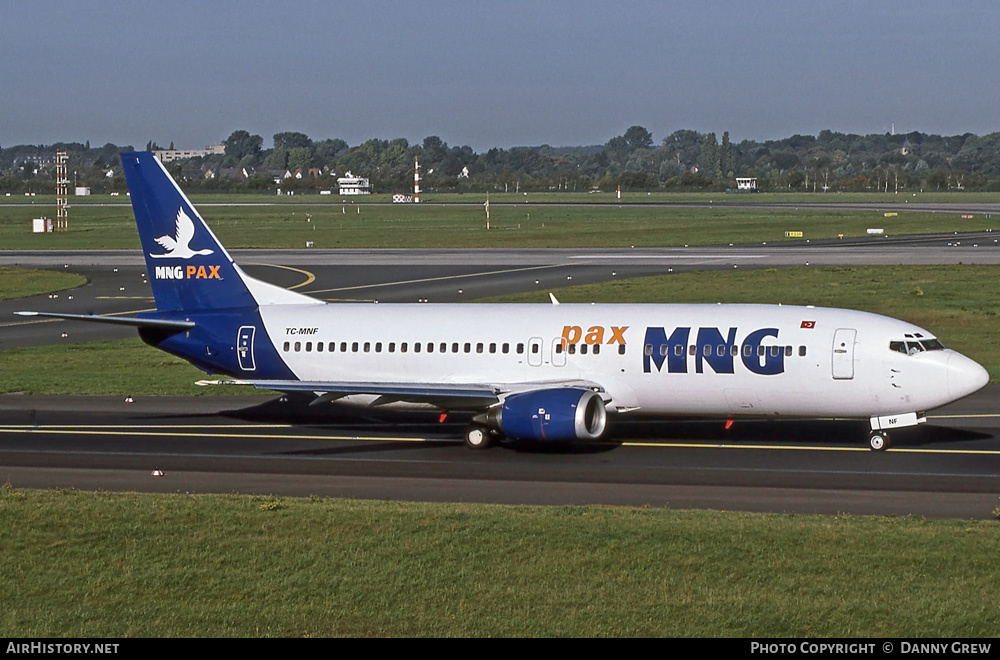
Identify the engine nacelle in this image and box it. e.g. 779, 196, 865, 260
491, 388, 608, 441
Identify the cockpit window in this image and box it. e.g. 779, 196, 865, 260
889, 338, 945, 354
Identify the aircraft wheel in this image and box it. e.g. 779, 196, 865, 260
464, 425, 495, 450
869, 431, 891, 451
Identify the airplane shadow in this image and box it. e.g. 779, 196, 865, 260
610, 416, 994, 449
139, 396, 996, 454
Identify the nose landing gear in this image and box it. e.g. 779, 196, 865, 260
869, 431, 891, 451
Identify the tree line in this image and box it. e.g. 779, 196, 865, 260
3, 126, 1000, 194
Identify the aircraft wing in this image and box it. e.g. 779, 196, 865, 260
199, 378, 501, 409
197, 378, 609, 410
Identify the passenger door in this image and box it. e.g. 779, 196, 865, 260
831, 328, 856, 380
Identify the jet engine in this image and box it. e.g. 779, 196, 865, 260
489, 388, 608, 441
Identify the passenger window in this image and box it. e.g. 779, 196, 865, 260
593, 344, 600, 355
465, 342, 472, 353
363, 342, 370, 353
294, 341, 301, 352
799, 345, 806, 357
375, 342, 382, 353
389, 342, 395, 353
644, 344, 652, 356
476, 343, 484, 354
517, 343, 525, 354
317, 342, 323, 353
340, 342, 347, 353
581, 344, 589, 355
784, 346, 792, 357
440, 342, 447, 353
689, 345, 696, 356
305, 342, 312, 352
452, 342, 459, 353
618, 344, 626, 355
401, 343, 408, 353
283, 341, 290, 352
352, 342, 359, 353
743, 345, 752, 357
329, 342, 335, 352
532, 343, 539, 354
414, 343, 421, 353
556, 344, 563, 354
489, 343, 497, 354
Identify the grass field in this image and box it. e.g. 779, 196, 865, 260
1, 194, 998, 250
1, 487, 997, 637
0, 267, 86, 301
0, 338, 253, 396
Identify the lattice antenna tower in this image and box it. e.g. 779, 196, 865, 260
55, 151, 68, 231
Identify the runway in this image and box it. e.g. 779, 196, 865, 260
2, 233, 1000, 518
0, 389, 998, 519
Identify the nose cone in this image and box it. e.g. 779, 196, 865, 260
947, 351, 990, 400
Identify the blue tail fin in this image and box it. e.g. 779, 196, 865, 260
122, 151, 318, 312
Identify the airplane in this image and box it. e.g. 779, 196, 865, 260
16, 151, 990, 451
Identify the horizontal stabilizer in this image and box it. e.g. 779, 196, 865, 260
15, 311, 194, 330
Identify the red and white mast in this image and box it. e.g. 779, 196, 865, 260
414, 156, 421, 204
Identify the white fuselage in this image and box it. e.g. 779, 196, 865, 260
254, 301, 988, 419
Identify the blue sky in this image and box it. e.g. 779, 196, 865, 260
2, 1, 998, 150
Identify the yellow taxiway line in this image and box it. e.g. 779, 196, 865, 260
2, 425, 999, 454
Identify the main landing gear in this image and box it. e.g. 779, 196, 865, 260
464, 424, 498, 450
868, 431, 891, 452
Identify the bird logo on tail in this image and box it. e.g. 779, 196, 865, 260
151, 208, 215, 259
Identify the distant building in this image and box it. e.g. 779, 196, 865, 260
338, 172, 370, 195
152, 145, 225, 162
